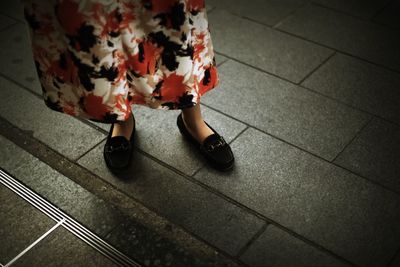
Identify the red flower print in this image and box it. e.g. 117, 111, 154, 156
186, 0, 204, 12
84, 94, 110, 120
56, 0, 85, 35
160, 73, 189, 102
126, 40, 162, 76
199, 65, 218, 96
148, 0, 178, 13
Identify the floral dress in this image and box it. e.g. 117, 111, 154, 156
22, 0, 219, 123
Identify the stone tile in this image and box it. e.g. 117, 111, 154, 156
391, 251, 400, 267
13, 226, 119, 267
0, 0, 25, 21
0, 23, 42, 95
0, 14, 16, 31
278, 4, 400, 72
0, 185, 56, 264
0, 77, 106, 161
205, 3, 213, 12
206, 0, 305, 26
312, 0, 390, 19
215, 52, 229, 66
130, 104, 246, 176
194, 127, 400, 267
106, 220, 232, 267
334, 118, 400, 193
77, 141, 264, 255
374, 0, 400, 29
240, 225, 350, 267
201, 60, 370, 160
207, 8, 333, 83
302, 53, 400, 124
0, 135, 125, 238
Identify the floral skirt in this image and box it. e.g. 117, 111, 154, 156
23, 0, 219, 123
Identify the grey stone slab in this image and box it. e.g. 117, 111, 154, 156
0, 135, 125, 238
391, 251, 400, 267
240, 225, 350, 267
278, 4, 400, 72
0, 23, 42, 95
0, 0, 25, 21
334, 118, 400, 193
206, 0, 305, 26
205, 3, 213, 12
105, 220, 233, 267
374, 0, 400, 29
215, 52, 229, 66
0, 185, 56, 263
77, 141, 264, 256
312, 0, 390, 19
13, 226, 119, 267
207, 8, 333, 83
130, 104, 246, 176
0, 77, 106, 161
88, 120, 111, 132
194, 127, 400, 267
0, 14, 15, 31
302, 53, 400, 124
201, 60, 370, 161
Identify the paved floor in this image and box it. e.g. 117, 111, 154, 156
1, 0, 400, 266
0, 169, 142, 267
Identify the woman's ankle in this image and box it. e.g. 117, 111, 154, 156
112, 116, 134, 138
181, 112, 214, 143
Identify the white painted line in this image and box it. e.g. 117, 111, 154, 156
0, 168, 141, 267
3, 219, 66, 267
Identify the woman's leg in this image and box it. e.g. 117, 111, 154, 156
181, 101, 214, 143
111, 100, 213, 143
111, 112, 135, 139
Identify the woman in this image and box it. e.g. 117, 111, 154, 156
23, 0, 234, 173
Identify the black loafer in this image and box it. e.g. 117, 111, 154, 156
103, 114, 135, 173
177, 112, 234, 171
